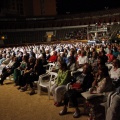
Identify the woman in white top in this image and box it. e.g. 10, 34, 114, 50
77, 50, 88, 68
109, 59, 120, 87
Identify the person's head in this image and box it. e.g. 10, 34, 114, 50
22, 55, 28, 63
99, 50, 106, 56
29, 57, 35, 64
85, 46, 89, 51
100, 47, 105, 52
114, 47, 118, 52
30, 51, 36, 58
97, 56, 105, 65
108, 49, 113, 54
6, 54, 10, 58
69, 51, 74, 57
59, 62, 68, 71
64, 48, 68, 53
77, 49, 81, 55
81, 51, 86, 57
41, 47, 45, 52
11, 56, 15, 61
98, 65, 109, 77
83, 63, 92, 74
91, 47, 96, 52
45, 50, 49, 54
2, 54, 6, 58
19, 51, 23, 57
61, 52, 66, 57
53, 51, 57, 56
35, 58, 42, 66
41, 53, 46, 59
112, 59, 120, 68
13, 57, 18, 62
107, 45, 111, 49
92, 51, 98, 59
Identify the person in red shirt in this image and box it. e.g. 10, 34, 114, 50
48, 51, 58, 63
106, 50, 115, 63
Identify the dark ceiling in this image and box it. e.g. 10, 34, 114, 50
56, 0, 120, 15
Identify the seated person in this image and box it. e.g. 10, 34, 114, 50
13, 55, 28, 86
92, 56, 107, 76
45, 49, 50, 60
59, 63, 94, 118
1, 54, 11, 66
48, 51, 57, 63
61, 52, 67, 64
98, 50, 108, 64
1, 56, 16, 73
0, 54, 6, 65
20, 58, 46, 95
0, 54, 11, 74
17, 57, 35, 90
112, 47, 119, 58
50, 62, 71, 106
67, 56, 76, 71
109, 59, 120, 88
40, 53, 48, 66
89, 51, 98, 65
0, 57, 20, 85
54, 55, 62, 70
76, 50, 88, 68
90, 65, 113, 94
106, 50, 115, 63
82, 65, 113, 120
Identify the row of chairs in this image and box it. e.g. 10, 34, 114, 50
37, 62, 83, 100
37, 61, 85, 100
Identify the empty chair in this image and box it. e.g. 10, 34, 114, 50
37, 72, 58, 99
43, 63, 55, 73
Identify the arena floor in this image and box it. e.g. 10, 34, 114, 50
0, 80, 88, 120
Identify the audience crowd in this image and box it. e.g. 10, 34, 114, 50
0, 42, 120, 120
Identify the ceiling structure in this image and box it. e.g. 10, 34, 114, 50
56, 0, 120, 15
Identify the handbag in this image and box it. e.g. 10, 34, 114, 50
72, 83, 81, 90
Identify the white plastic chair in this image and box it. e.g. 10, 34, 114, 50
43, 63, 55, 73
71, 68, 83, 76
37, 72, 58, 99
105, 63, 113, 70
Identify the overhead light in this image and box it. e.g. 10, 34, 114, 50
1, 36, 5, 40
